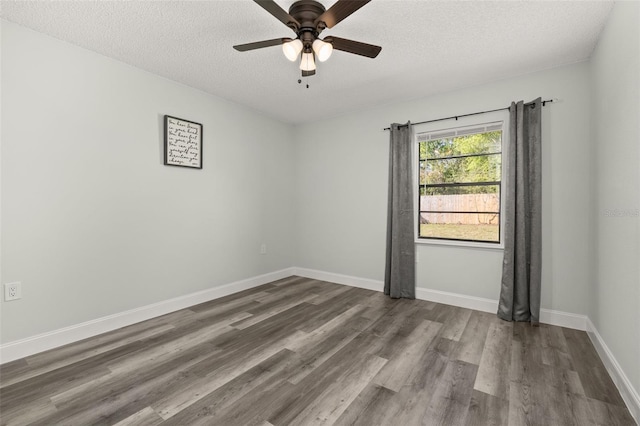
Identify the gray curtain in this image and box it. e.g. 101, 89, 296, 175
498, 98, 542, 324
384, 122, 415, 299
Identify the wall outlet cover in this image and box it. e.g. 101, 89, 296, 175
4, 282, 22, 301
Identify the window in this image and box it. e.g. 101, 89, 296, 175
416, 116, 506, 246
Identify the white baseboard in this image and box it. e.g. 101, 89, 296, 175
586, 318, 640, 424
416, 287, 498, 313
416, 287, 587, 331
294, 269, 587, 331
0, 268, 295, 364
292, 267, 383, 292
539, 308, 587, 331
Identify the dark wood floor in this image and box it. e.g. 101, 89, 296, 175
1, 276, 636, 425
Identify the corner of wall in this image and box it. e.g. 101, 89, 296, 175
587, 1, 640, 421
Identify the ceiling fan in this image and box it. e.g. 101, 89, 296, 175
233, 0, 381, 77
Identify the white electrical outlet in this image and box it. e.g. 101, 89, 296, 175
260, 243, 267, 255
4, 282, 22, 301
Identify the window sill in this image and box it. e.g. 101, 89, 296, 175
415, 238, 504, 251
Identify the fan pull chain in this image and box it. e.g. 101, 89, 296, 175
297, 78, 310, 89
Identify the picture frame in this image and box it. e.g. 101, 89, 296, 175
164, 115, 203, 169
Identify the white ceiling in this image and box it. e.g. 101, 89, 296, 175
1, 0, 613, 124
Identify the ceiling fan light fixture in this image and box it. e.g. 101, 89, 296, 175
233, 0, 382, 78
312, 39, 333, 62
300, 52, 316, 71
282, 39, 303, 61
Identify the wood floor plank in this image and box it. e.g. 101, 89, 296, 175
454, 310, 494, 365
159, 349, 297, 426
0, 358, 28, 378
434, 336, 459, 358
48, 319, 232, 407
0, 394, 58, 426
540, 323, 574, 370
0, 277, 635, 426
439, 305, 473, 341
563, 327, 628, 406
285, 316, 371, 385
192, 282, 278, 308
254, 277, 321, 303
333, 383, 398, 426
152, 329, 305, 419
211, 302, 316, 351
285, 304, 366, 352
513, 321, 545, 361
112, 406, 163, 426
206, 368, 296, 425
358, 291, 397, 320
307, 282, 353, 305
508, 378, 546, 426
287, 354, 388, 426
269, 275, 309, 287
421, 359, 479, 425
508, 336, 549, 426
587, 397, 638, 426
372, 319, 442, 392
1, 344, 133, 410
262, 323, 401, 426
474, 319, 512, 399
106, 312, 249, 375
296, 298, 362, 334
230, 293, 318, 330
507, 333, 598, 426
191, 297, 263, 325
38, 343, 218, 425
390, 348, 451, 425
0, 322, 174, 389
538, 365, 597, 425
464, 390, 509, 426
360, 301, 431, 360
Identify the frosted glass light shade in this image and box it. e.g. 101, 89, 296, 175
300, 52, 316, 71
312, 39, 333, 62
282, 39, 303, 61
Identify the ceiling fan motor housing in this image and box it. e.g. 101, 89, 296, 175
289, 0, 327, 47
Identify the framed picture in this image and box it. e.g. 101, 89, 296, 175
164, 115, 203, 169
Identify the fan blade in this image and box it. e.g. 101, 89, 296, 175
302, 70, 316, 77
233, 38, 290, 52
255, 0, 300, 31
315, 0, 370, 29
326, 36, 381, 58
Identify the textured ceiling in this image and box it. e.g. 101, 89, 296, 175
1, 0, 613, 124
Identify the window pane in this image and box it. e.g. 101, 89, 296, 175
420, 131, 501, 160
417, 125, 503, 244
419, 214, 500, 242
424, 153, 501, 184
421, 184, 499, 198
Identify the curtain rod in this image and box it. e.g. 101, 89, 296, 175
382, 99, 557, 131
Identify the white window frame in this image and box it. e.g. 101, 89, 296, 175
413, 109, 509, 250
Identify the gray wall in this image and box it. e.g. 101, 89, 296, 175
294, 62, 593, 315
590, 0, 640, 402
1, 21, 296, 343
